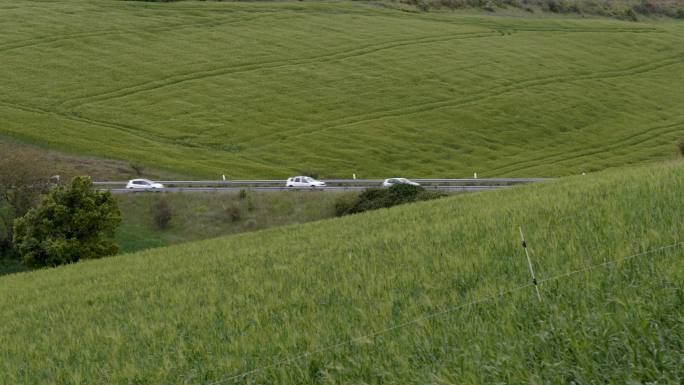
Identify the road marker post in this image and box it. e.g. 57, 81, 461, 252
519, 226, 542, 302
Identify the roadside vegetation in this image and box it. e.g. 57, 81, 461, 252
115, 190, 351, 253
0, 161, 681, 383
1, 1, 683, 178
0, 139, 181, 274
335, 184, 445, 216
13, 177, 121, 267
0, 138, 359, 274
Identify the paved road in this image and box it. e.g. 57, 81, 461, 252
98, 177, 548, 193
106, 185, 514, 194
95, 178, 548, 187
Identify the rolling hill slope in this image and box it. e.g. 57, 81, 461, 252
1, 160, 682, 384
1, 1, 683, 178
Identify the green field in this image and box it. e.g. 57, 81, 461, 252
1, 160, 682, 384
1, 1, 683, 178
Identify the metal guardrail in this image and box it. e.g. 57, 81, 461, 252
107, 185, 513, 194
94, 178, 550, 187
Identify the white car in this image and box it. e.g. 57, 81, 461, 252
286, 176, 326, 188
382, 178, 420, 187
126, 179, 164, 189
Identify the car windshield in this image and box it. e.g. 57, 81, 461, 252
304, 177, 314, 182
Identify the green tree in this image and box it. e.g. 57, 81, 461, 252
13, 176, 121, 267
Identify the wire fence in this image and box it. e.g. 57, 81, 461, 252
203, 240, 684, 385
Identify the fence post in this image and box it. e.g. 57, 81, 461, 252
519, 226, 542, 302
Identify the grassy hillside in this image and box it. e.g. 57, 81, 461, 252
0, 136, 186, 181
1, 160, 682, 384
1, 1, 683, 178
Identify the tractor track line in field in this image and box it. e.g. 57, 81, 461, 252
59, 24, 664, 111
419, 14, 661, 34
247, 53, 684, 148
0, 13, 274, 54
0, 100, 274, 170
0, 100, 191, 149
57, 31, 497, 110
487, 119, 684, 176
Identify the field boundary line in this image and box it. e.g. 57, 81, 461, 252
202, 240, 684, 385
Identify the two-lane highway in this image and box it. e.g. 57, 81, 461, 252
95, 178, 548, 194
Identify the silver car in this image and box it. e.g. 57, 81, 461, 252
126, 179, 164, 189
382, 178, 420, 187
286, 176, 326, 188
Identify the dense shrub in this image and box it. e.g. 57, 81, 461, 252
225, 204, 242, 222
335, 184, 446, 216
334, 193, 360, 217
151, 198, 173, 229
246, 192, 255, 212
13, 176, 121, 267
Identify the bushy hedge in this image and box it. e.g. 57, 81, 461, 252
335, 184, 445, 216
13, 177, 121, 268
150, 197, 173, 229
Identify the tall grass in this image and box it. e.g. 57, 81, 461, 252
1, 1, 683, 178
0, 161, 682, 384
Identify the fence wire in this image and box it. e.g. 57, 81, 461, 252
203, 240, 684, 385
